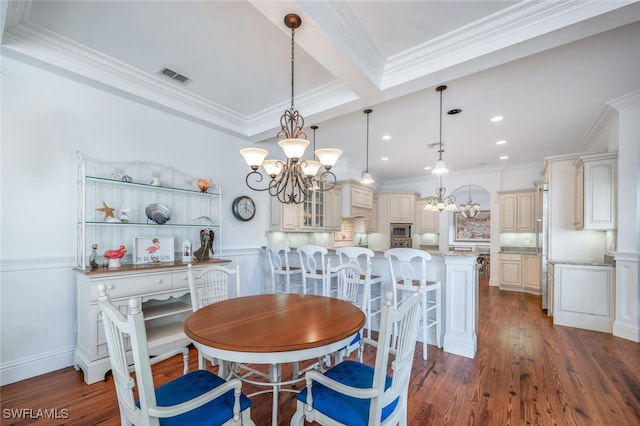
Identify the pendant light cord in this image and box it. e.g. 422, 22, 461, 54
366, 111, 370, 170
290, 26, 295, 110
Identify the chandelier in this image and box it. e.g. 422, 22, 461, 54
460, 185, 481, 218
239, 14, 342, 205
425, 85, 457, 212
425, 176, 457, 211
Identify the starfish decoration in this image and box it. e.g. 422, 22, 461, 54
96, 201, 115, 220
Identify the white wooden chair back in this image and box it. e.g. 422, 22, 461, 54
98, 288, 165, 425
98, 284, 253, 426
266, 243, 302, 293
297, 245, 329, 295
188, 261, 240, 311
335, 246, 375, 271
335, 246, 382, 339
384, 248, 431, 305
371, 292, 422, 424
292, 292, 422, 426
326, 260, 366, 308
384, 247, 441, 359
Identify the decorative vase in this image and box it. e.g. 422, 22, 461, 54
108, 258, 122, 268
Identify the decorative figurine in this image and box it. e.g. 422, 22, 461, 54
118, 208, 130, 223
193, 229, 214, 261
197, 178, 212, 193
95, 201, 116, 220
104, 245, 127, 268
89, 243, 99, 269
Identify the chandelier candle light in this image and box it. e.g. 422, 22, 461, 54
425, 85, 457, 212
239, 13, 342, 204
460, 185, 481, 218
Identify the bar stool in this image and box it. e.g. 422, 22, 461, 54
265, 243, 303, 294
297, 245, 336, 295
335, 246, 383, 339
384, 247, 442, 360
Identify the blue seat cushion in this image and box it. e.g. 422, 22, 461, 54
296, 360, 399, 425
142, 369, 251, 425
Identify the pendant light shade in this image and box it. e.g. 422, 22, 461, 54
360, 108, 374, 185
432, 85, 449, 174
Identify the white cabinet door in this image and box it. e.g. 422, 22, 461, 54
499, 191, 535, 232
553, 264, 615, 332
270, 197, 299, 231
523, 255, 541, 293
575, 154, 616, 230
416, 199, 438, 233
499, 253, 523, 289
388, 193, 415, 222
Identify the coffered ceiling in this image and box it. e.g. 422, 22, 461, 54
3, 1, 640, 182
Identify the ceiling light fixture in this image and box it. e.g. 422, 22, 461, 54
425, 176, 457, 212
491, 115, 504, 122
500, 155, 509, 160
459, 185, 481, 219
431, 85, 449, 174
360, 109, 374, 185
425, 85, 456, 212
496, 139, 507, 145
239, 14, 342, 205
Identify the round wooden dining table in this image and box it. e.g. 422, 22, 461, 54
183, 293, 366, 425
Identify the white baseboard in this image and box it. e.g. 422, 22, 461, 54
0, 347, 75, 386
613, 320, 640, 342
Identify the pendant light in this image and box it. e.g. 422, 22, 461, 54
239, 13, 342, 204
431, 85, 449, 174
425, 85, 456, 212
360, 108, 374, 184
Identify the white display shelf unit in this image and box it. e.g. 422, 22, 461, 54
74, 154, 226, 385
76, 153, 222, 270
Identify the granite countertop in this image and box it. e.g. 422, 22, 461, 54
549, 259, 614, 267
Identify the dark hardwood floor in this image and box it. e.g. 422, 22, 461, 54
2, 278, 639, 425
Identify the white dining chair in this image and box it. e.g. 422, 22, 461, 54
325, 259, 367, 362
335, 246, 383, 339
384, 247, 442, 360
266, 243, 304, 294
297, 245, 336, 295
98, 284, 255, 426
291, 292, 423, 426
188, 261, 240, 370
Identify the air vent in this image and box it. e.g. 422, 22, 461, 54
158, 67, 192, 85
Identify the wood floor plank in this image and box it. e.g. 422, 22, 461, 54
1, 278, 639, 425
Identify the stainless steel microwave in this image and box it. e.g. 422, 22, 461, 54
390, 223, 411, 238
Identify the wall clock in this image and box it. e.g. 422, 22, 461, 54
231, 196, 256, 221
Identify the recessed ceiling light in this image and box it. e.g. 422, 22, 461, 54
447, 108, 462, 115
381, 157, 389, 161
382, 135, 391, 141
496, 140, 507, 145
500, 155, 509, 160
490, 115, 504, 122
424, 166, 432, 170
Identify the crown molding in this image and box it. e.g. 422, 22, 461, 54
300, 1, 385, 87
3, 18, 357, 139
608, 88, 640, 110
381, 0, 636, 89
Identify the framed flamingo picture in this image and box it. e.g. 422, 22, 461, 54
133, 237, 175, 264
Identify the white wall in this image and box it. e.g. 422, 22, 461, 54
0, 56, 268, 384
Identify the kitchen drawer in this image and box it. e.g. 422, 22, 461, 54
89, 272, 173, 301
500, 253, 523, 261
172, 270, 191, 290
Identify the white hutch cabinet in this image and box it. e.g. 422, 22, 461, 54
73, 154, 226, 384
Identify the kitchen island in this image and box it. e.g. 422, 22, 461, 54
266, 246, 479, 359
366, 250, 479, 359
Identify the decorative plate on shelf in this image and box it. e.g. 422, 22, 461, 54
145, 204, 171, 224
